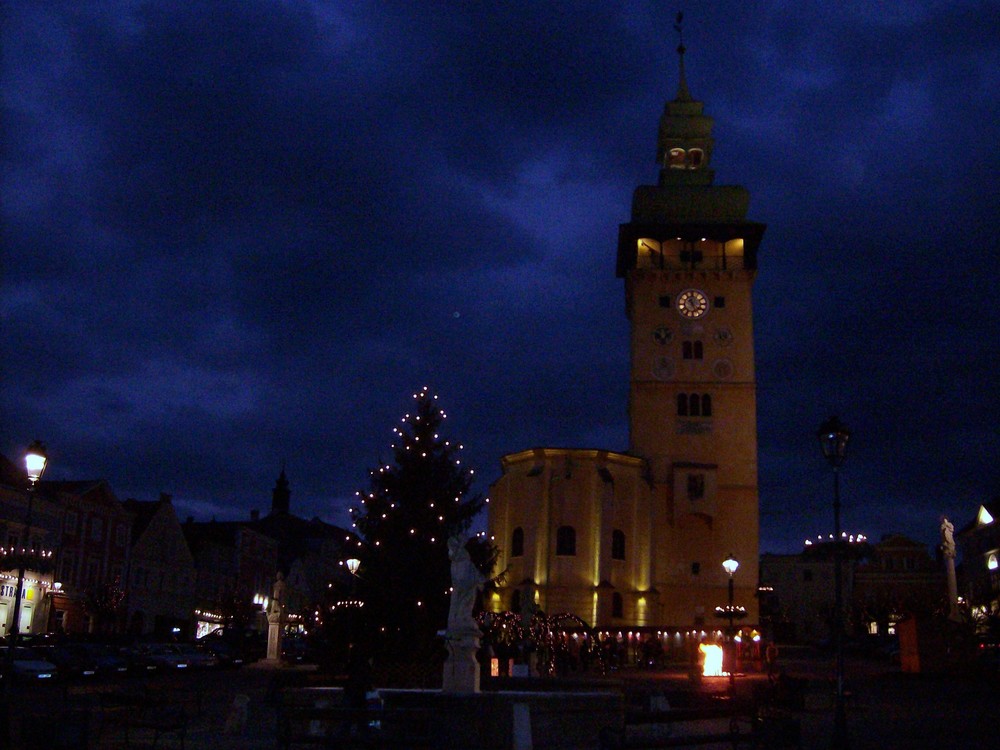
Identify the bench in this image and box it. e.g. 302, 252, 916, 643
276, 692, 435, 750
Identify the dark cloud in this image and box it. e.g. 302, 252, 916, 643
3, 1, 998, 555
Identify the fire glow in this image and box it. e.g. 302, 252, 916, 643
700, 643, 724, 677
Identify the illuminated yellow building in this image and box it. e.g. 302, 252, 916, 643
488, 47, 763, 628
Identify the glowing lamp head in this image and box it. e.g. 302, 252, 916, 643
346, 558, 361, 575
817, 416, 850, 468
25, 440, 48, 484
722, 555, 739, 577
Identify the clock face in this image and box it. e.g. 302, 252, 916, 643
677, 289, 709, 319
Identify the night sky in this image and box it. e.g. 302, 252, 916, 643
3, 1, 998, 556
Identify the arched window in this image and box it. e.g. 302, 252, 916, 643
688, 148, 704, 168
668, 148, 686, 169
682, 341, 703, 360
556, 526, 576, 556
612, 592, 624, 618
678, 393, 712, 417
511, 527, 524, 557
612, 529, 626, 560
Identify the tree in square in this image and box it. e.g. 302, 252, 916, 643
349, 387, 496, 659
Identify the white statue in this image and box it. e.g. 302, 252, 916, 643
447, 534, 485, 633
940, 517, 956, 559
271, 571, 287, 614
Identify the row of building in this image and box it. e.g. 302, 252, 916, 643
0, 454, 351, 640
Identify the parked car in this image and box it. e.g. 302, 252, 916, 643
128, 642, 191, 671
173, 642, 219, 669
33, 644, 99, 679
0, 646, 59, 682
196, 637, 245, 668
81, 643, 131, 677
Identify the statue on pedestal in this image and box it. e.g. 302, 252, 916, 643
940, 517, 961, 621
267, 571, 287, 661
443, 533, 487, 693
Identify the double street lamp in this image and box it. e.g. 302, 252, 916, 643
817, 416, 851, 750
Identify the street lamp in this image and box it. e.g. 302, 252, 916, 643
7, 441, 48, 644
722, 555, 739, 689
817, 416, 850, 749
3, 441, 48, 738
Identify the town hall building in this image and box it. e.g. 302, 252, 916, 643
487, 44, 765, 629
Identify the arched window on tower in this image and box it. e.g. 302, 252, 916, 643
511, 527, 524, 558
668, 148, 686, 169
688, 148, 704, 168
612, 529, 626, 560
612, 592, 624, 618
677, 394, 713, 417
556, 526, 576, 556
682, 341, 703, 360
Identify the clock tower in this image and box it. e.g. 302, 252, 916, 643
616, 41, 765, 624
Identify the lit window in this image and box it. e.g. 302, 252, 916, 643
668, 148, 686, 169
988, 553, 998, 571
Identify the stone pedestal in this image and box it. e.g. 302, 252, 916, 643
266, 608, 283, 662
442, 626, 481, 693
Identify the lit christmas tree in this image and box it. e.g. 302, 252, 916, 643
349, 387, 494, 659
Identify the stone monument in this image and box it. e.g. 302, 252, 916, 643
267, 571, 287, 661
443, 533, 486, 692
940, 517, 961, 621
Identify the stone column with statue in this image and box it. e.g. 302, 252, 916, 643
443, 533, 486, 692
940, 517, 961, 621
267, 571, 287, 661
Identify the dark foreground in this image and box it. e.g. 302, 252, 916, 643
2, 651, 996, 749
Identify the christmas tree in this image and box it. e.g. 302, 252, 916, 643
349, 387, 495, 659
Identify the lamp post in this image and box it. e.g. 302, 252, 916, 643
7, 441, 48, 645
817, 416, 850, 750
722, 555, 739, 690
3, 441, 48, 740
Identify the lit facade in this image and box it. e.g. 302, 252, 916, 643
488, 50, 763, 628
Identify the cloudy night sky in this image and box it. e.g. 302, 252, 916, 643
2, 1, 998, 555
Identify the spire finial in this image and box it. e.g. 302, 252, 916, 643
673, 11, 692, 102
